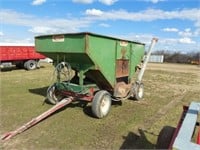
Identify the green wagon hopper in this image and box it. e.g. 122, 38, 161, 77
1, 33, 158, 141
35, 32, 158, 118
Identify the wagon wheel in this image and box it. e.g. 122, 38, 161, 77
24, 60, 37, 70
133, 82, 144, 100
46, 84, 64, 105
92, 90, 112, 119
156, 126, 176, 149
55, 62, 72, 82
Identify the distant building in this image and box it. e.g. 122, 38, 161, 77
148, 55, 164, 63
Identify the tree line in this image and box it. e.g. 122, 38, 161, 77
151, 50, 200, 64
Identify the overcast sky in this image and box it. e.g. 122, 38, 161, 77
1, 0, 200, 53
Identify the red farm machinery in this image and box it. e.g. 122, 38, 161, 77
0, 45, 46, 70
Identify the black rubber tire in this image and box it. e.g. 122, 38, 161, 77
156, 126, 176, 149
46, 84, 63, 105
134, 83, 144, 100
24, 61, 28, 69
92, 90, 111, 119
15, 62, 24, 68
24, 60, 37, 70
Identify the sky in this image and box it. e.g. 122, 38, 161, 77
0, 0, 200, 53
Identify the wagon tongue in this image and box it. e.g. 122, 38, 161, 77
1, 97, 74, 141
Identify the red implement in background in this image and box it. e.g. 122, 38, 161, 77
0, 45, 46, 70
0, 46, 45, 61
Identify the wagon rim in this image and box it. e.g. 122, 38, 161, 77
100, 94, 111, 115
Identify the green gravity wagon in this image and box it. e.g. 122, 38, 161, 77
35, 32, 158, 118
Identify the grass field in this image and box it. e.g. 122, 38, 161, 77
0, 63, 200, 149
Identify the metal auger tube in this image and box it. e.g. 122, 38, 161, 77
137, 38, 158, 83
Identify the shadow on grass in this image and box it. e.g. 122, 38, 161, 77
29, 86, 97, 118
120, 128, 155, 149
29, 86, 130, 121
29, 86, 125, 119
29, 86, 49, 97
1, 66, 46, 72
44, 100, 97, 120
0, 66, 20, 71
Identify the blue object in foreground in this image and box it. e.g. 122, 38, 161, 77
173, 102, 200, 150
